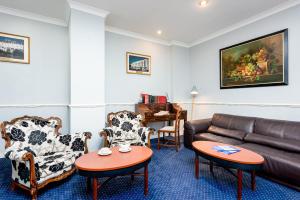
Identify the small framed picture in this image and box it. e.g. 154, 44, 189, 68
0, 32, 30, 64
126, 52, 151, 75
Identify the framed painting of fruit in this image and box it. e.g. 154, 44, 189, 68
220, 29, 288, 89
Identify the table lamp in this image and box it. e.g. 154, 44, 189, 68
190, 86, 199, 120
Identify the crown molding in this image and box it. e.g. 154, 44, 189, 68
105, 26, 171, 46
190, 0, 300, 47
105, 26, 190, 47
0, 5, 67, 26
67, 0, 110, 18
170, 40, 191, 48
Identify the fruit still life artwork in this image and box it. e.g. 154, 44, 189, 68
220, 29, 288, 89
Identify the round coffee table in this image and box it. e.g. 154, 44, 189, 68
75, 146, 153, 200
192, 141, 264, 200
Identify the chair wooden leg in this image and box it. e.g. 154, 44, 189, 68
11, 182, 16, 191
31, 187, 37, 200
178, 131, 181, 148
157, 131, 160, 150
175, 131, 178, 152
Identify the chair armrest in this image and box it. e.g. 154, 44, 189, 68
147, 128, 154, 148
5, 147, 38, 187
56, 132, 92, 154
4, 146, 36, 162
184, 118, 211, 135
99, 127, 114, 147
136, 127, 153, 148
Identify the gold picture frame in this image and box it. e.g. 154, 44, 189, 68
126, 52, 151, 75
0, 32, 30, 64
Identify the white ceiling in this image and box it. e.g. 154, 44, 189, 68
0, 0, 298, 45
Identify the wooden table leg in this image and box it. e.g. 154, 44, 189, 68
144, 164, 149, 195
251, 171, 256, 191
195, 154, 199, 179
157, 131, 160, 150
209, 161, 213, 174
93, 177, 98, 200
237, 169, 243, 200
87, 177, 91, 191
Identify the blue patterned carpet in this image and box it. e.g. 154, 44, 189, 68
1, 141, 299, 200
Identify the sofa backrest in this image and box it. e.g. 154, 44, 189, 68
208, 113, 255, 141
212, 113, 255, 133
244, 118, 300, 153
1, 116, 62, 156
107, 110, 143, 141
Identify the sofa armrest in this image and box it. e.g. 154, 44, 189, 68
184, 118, 211, 149
184, 118, 212, 135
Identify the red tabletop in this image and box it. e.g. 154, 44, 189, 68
192, 141, 264, 165
75, 146, 153, 172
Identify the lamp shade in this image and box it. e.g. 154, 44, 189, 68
190, 86, 199, 96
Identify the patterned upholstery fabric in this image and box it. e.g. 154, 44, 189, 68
103, 111, 150, 147
3, 117, 88, 188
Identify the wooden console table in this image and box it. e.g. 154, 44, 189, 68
135, 103, 187, 126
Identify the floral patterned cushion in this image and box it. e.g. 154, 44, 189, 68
10, 151, 81, 187
54, 132, 88, 153
104, 111, 150, 147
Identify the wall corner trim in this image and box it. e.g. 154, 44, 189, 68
67, 0, 110, 18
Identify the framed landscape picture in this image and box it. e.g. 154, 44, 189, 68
0, 32, 30, 64
126, 52, 151, 75
220, 29, 288, 89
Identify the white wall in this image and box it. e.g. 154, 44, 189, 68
190, 5, 300, 121
0, 13, 69, 155
171, 45, 192, 102
105, 32, 172, 105
105, 32, 192, 133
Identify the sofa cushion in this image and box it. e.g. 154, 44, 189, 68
208, 125, 247, 140
194, 133, 244, 145
253, 118, 300, 152
239, 143, 300, 186
35, 151, 79, 179
244, 133, 300, 153
254, 118, 300, 141
212, 113, 255, 133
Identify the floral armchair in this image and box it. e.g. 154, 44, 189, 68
100, 111, 153, 148
1, 116, 91, 200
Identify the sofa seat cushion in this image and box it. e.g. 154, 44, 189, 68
35, 151, 79, 180
245, 133, 300, 153
194, 133, 244, 145
239, 143, 300, 186
208, 125, 246, 140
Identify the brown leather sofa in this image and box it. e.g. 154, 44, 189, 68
184, 113, 300, 190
